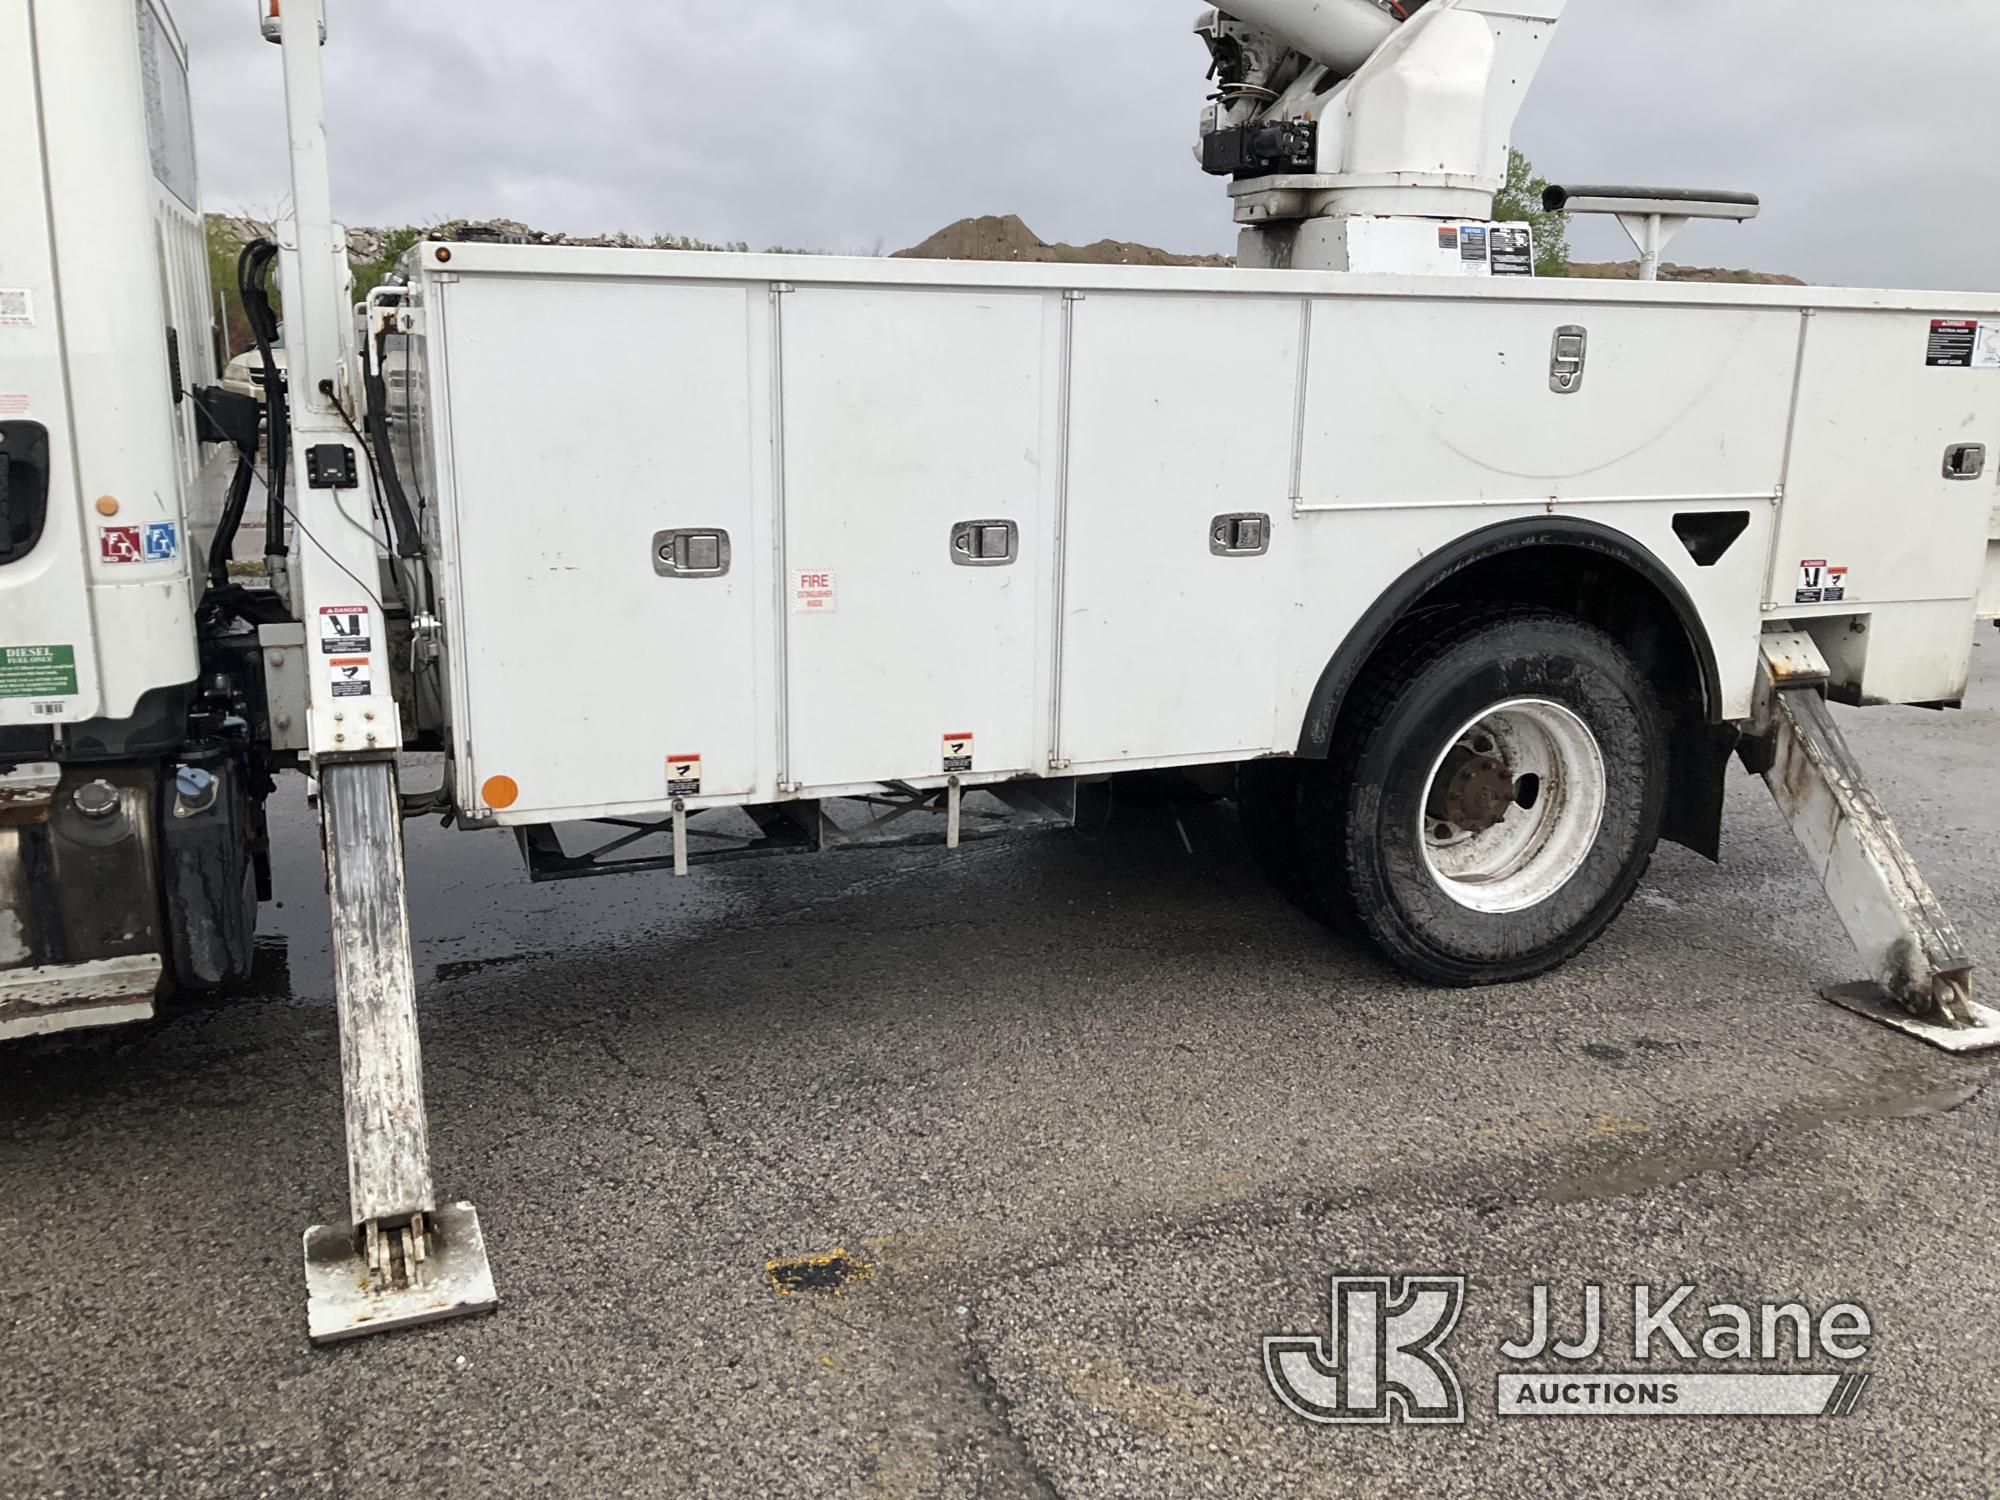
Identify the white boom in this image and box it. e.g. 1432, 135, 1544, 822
1193, 0, 1566, 269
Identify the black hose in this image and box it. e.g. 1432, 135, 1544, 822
361, 319, 425, 561
205, 450, 257, 590
236, 240, 288, 559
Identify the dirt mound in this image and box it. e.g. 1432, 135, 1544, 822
1568, 260, 1805, 286
895, 215, 1232, 268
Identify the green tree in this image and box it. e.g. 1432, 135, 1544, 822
1491, 147, 1570, 277
352, 225, 427, 303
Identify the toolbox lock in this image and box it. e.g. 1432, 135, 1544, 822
652, 528, 731, 578
1942, 443, 1986, 481
1549, 325, 1588, 394
950, 519, 1018, 566
1210, 513, 1272, 557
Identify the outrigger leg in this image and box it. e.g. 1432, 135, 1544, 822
301, 760, 498, 1341
1752, 631, 2000, 1053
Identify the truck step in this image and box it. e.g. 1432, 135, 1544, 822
0, 953, 162, 1041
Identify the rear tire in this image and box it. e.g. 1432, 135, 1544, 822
1302, 606, 1666, 986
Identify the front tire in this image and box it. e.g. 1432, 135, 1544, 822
1303, 607, 1666, 987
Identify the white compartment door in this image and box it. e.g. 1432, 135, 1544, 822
439, 277, 768, 819
1057, 294, 1302, 767
781, 287, 1060, 789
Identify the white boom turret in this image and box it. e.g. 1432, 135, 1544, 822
1192, 0, 1566, 271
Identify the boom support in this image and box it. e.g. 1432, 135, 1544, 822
270, 0, 496, 1340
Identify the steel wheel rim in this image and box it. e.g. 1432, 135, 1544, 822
1418, 697, 1607, 914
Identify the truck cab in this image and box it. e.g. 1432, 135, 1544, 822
1, 0, 249, 1035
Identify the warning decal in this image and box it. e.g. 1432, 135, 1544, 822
327, 657, 373, 699
0, 290, 32, 329
319, 604, 373, 655
667, 755, 702, 797
0, 644, 77, 699
791, 570, 838, 615
1796, 559, 1849, 606
1927, 319, 2000, 369
942, 732, 974, 774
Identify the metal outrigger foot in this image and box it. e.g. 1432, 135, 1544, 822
304, 759, 498, 1343
1753, 631, 2000, 1054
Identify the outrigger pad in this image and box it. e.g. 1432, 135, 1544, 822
1822, 982, 2000, 1056
303, 1202, 498, 1344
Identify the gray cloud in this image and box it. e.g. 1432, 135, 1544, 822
180, 0, 1999, 290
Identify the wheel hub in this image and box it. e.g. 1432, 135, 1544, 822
1426, 749, 1518, 835
1419, 698, 1608, 915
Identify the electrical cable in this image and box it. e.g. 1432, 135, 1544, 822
182, 384, 389, 617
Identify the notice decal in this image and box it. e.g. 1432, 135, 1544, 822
0, 289, 32, 329
1459, 224, 1491, 277
0, 644, 78, 699
791, 569, 838, 615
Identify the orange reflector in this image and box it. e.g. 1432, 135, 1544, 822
482, 775, 519, 810
95, 496, 119, 516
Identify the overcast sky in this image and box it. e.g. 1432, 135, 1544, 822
179, 0, 2000, 291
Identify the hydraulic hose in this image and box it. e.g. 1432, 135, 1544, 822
236, 239, 289, 561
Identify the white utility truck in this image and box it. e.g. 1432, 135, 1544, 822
4, 0, 1999, 1341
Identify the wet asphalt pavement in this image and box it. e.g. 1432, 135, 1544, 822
4, 643, 2000, 1499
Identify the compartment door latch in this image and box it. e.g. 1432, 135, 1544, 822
1550, 325, 1588, 394
653, 529, 731, 578
1943, 443, 1987, 481
950, 519, 1018, 566
1210, 513, 1271, 557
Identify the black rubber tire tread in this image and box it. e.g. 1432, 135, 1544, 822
1301, 603, 1665, 987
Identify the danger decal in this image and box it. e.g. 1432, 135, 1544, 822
1795, 559, 1849, 606
319, 604, 374, 655
1926, 320, 2000, 369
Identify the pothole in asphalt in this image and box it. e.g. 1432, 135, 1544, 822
767, 1248, 876, 1297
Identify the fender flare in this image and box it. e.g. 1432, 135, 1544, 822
1294, 516, 1725, 759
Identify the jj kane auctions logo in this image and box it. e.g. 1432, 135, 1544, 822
1265, 1277, 1873, 1423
